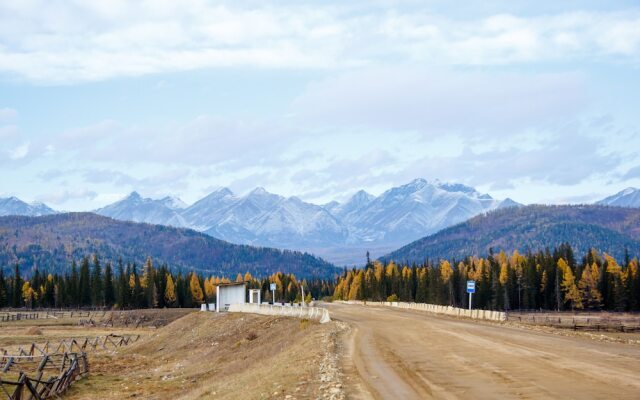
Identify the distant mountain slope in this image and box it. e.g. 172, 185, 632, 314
91, 179, 517, 264
2, 179, 520, 265
0, 213, 338, 278
95, 192, 187, 227
382, 205, 640, 264
344, 179, 519, 245
0, 197, 56, 217
596, 187, 640, 208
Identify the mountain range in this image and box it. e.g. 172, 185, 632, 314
2, 183, 639, 265
92, 179, 519, 264
0, 213, 338, 278
382, 204, 640, 264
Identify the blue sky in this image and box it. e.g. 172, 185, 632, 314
1, 0, 639, 210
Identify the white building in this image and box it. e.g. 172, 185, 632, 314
216, 282, 247, 312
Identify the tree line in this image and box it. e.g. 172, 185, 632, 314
0, 254, 335, 309
334, 244, 640, 311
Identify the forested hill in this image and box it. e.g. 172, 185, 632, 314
382, 205, 640, 264
0, 213, 338, 278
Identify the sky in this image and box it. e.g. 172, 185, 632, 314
1, 0, 639, 210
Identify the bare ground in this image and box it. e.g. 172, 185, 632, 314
326, 302, 640, 400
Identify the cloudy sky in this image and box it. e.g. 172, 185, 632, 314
1, 0, 639, 210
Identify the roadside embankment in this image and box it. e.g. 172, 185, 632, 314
65, 311, 345, 400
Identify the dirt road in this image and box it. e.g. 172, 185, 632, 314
327, 303, 640, 399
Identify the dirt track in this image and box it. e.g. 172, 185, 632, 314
326, 303, 640, 399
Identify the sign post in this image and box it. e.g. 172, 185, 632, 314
270, 283, 276, 305
466, 280, 476, 310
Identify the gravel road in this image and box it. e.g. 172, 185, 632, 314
326, 302, 640, 399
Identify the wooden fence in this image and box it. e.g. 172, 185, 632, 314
0, 334, 140, 399
1, 334, 140, 358
0, 352, 88, 399
0, 311, 99, 323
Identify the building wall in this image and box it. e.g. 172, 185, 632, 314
217, 285, 246, 312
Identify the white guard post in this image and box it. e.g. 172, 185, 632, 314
249, 289, 261, 304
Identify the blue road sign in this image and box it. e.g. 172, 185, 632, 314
466, 280, 476, 294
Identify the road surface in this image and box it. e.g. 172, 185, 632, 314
326, 302, 640, 399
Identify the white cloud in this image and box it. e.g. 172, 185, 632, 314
0, 3, 638, 83
292, 67, 586, 134
8, 142, 29, 160
37, 188, 98, 205
0, 107, 17, 121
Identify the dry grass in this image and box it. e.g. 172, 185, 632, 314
64, 312, 336, 400
0, 310, 340, 399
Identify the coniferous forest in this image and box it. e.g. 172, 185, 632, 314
334, 244, 640, 311
2, 244, 639, 312
0, 254, 335, 309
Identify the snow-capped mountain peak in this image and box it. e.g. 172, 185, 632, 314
596, 187, 640, 208
0, 196, 56, 217
95, 192, 186, 227
160, 196, 187, 210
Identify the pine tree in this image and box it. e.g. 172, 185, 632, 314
78, 257, 91, 306
142, 257, 157, 308
103, 262, 115, 307
69, 261, 79, 306
12, 264, 22, 308
91, 255, 103, 306
116, 260, 127, 308
131, 266, 144, 308
0, 269, 7, 307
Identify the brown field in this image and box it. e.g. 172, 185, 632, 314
0, 309, 347, 400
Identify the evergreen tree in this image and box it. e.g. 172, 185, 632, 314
116, 260, 127, 308
142, 257, 157, 308
91, 254, 103, 306
12, 264, 23, 308
104, 262, 115, 307
0, 269, 6, 307
79, 257, 91, 306
69, 261, 79, 306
